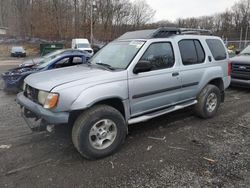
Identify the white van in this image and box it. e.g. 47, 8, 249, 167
72, 38, 94, 56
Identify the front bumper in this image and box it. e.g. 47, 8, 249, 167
11, 53, 26, 57
231, 78, 250, 88
16, 92, 69, 125
1, 75, 23, 92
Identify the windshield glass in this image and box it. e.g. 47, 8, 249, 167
241, 45, 250, 55
78, 43, 90, 48
34, 50, 65, 68
43, 49, 64, 58
35, 57, 55, 68
12, 47, 24, 51
89, 41, 145, 69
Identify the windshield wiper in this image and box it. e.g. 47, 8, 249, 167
96, 63, 116, 70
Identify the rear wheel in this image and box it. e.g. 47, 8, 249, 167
72, 105, 127, 159
194, 84, 221, 119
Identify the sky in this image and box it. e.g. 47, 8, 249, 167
142, 0, 239, 22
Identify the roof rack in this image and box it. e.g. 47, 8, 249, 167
117, 27, 213, 40
180, 28, 213, 35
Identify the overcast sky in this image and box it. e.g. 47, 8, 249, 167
143, 0, 239, 21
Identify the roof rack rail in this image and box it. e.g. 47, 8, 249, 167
180, 28, 213, 35
117, 27, 213, 40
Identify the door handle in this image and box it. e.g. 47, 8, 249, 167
172, 72, 179, 77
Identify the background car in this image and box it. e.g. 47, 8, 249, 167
11, 46, 26, 57
230, 45, 250, 88
2, 50, 91, 92
19, 49, 91, 67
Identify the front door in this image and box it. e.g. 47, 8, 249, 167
128, 42, 182, 117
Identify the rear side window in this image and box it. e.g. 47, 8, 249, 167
179, 40, 205, 65
206, 39, 227, 61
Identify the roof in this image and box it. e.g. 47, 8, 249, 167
60, 49, 92, 57
117, 27, 213, 40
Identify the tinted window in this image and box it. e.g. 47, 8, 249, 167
140, 42, 175, 70
179, 40, 205, 65
206, 39, 227, 61
195, 40, 205, 62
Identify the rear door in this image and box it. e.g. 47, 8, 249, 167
178, 39, 208, 101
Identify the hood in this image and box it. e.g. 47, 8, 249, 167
231, 55, 250, 64
25, 65, 126, 91
3, 66, 40, 76
19, 57, 43, 67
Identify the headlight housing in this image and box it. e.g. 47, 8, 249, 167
38, 90, 49, 105
38, 90, 59, 109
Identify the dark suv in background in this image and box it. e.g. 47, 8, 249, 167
231, 45, 250, 88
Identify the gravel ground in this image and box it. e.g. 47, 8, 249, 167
0, 60, 249, 188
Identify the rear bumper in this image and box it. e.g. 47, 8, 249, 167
16, 92, 69, 125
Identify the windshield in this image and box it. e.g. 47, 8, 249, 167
241, 45, 250, 55
78, 43, 90, 48
35, 57, 55, 68
89, 41, 145, 69
34, 50, 65, 68
43, 49, 64, 58
12, 47, 24, 51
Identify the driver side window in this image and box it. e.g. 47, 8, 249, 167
140, 42, 175, 71
53, 57, 70, 68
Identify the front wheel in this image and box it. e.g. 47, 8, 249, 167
194, 84, 221, 119
72, 105, 127, 159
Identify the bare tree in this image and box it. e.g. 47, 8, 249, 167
130, 0, 155, 28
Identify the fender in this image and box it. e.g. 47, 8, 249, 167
70, 79, 128, 111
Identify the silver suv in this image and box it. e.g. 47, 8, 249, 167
17, 28, 231, 159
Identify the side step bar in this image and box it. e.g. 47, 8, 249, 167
128, 100, 197, 125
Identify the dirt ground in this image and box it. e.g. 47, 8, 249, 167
0, 58, 249, 188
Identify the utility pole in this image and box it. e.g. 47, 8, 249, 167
239, 27, 243, 49
244, 25, 249, 48
90, 1, 96, 45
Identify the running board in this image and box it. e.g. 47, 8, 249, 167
128, 100, 197, 125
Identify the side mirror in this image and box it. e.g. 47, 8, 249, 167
133, 60, 152, 74
235, 49, 241, 55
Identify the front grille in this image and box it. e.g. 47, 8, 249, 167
24, 85, 39, 103
231, 63, 250, 80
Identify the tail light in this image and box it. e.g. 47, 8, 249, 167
228, 61, 231, 76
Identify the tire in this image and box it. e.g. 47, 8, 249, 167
194, 84, 221, 119
72, 105, 127, 160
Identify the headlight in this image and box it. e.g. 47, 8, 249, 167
38, 90, 49, 105
38, 90, 59, 109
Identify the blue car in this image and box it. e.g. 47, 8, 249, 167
2, 49, 91, 92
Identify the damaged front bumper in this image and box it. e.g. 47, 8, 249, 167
16, 92, 69, 131
1, 73, 23, 92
